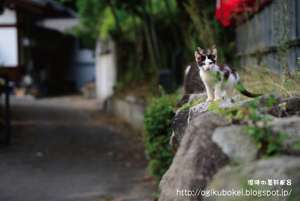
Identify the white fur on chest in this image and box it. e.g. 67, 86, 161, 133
199, 67, 218, 86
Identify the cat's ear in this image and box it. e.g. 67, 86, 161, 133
210, 45, 216, 51
211, 47, 217, 60
195, 51, 201, 61
198, 47, 204, 55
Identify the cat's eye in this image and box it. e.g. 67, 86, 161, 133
209, 62, 213, 65
201, 63, 205, 66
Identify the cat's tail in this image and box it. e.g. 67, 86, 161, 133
235, 82, 262, 98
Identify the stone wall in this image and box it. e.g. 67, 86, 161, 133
105, 96, 146, 130
159, 94, 300, 201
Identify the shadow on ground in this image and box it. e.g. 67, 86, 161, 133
0, 95, 156, 201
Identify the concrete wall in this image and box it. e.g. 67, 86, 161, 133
95, 38, 117, 102
0, 9, 18, 67
105, 97, 146, 131
96, 38, 144, 129
69, 40, 96, 91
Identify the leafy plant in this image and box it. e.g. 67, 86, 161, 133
296, 57, 300, 79
209, 96, 287, 157
104, 195, 112, 200
178, 97, 204, 112
293, 139, 300, 151
152, 192, 160, 199
142, 86, 180, 182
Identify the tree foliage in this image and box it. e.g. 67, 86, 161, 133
60, 0, 235, 85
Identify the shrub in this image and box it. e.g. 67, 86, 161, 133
142, 87, 180, 182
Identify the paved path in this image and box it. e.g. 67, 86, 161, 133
0, 95, 156, 201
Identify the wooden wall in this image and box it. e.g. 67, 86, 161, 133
236, 0, 300, 74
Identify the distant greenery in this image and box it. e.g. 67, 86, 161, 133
142, 86, 180, 182
60, 0, 236, 85
182, 0, 236, 64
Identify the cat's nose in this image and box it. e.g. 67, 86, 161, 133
206, 67, 210, 71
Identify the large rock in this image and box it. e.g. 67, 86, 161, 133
169, 107, 190, 154
171, 107, 190, 143
281, 97, 300, 115
189, 96, 240, 123
168, 132, 179, 155
161, 93, 300, 201
169, 95, 241, 152
268, 116, 300, 155
169, 92, 298, 155
159, 112, 232, 201
236, 93, 281, 108
187, 93, 208, 106
212, 116, 300, 164
269, 96, 300, 117
205, 156, 300, 201
212, 125, 258, 165
236, 93, 300, 118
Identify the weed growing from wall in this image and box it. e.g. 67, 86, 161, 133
178, 97, 204, 113
209, 96, 287, 158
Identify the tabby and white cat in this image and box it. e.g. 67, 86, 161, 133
195, 45, 261, 102
175, 60, 206, 110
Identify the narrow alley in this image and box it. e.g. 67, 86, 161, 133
0, 95, 156, 201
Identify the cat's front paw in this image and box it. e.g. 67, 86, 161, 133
206, 98, 213, 102
214, 98, 220, 101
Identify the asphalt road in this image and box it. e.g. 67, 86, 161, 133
0, 95, 156, 201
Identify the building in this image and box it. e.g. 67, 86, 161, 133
0, 0, 95, 94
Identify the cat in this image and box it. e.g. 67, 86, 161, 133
195, 45, 261, 102
175, 60, 206, 110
